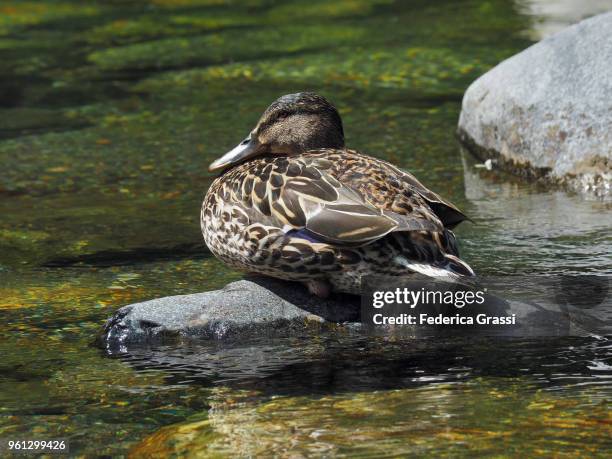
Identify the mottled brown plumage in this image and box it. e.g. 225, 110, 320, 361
202, 93, 473, 296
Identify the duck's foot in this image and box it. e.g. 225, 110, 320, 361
305, 279, 332, 299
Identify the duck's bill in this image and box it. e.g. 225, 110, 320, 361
209, 135, 260, 172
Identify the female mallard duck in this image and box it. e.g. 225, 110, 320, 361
202, 92, 473, 297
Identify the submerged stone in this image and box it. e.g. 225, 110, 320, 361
458, 12, 612, 198
129, 381, 612, 457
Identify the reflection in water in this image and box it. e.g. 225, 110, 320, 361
459, 150, 611, 275
113, 334, 612, 397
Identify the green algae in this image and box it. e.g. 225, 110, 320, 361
88, 25, 367, 71
86, 13, 258, 47
0, 192, 207, 267
0, 257, 240, 312
0, 1, 101, 36
266, 0, 392, 21
135, 45, 499, 96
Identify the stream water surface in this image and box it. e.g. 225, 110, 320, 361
1, 1, 610, 456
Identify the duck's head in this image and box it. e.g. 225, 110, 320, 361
209, 92, 344, 172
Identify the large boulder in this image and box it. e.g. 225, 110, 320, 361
458, 12, 612, 198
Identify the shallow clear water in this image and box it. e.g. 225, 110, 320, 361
1, 1, 610, 456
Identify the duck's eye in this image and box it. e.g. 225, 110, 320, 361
241, 138, 250, 145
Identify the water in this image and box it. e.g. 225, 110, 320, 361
1, 0, 610, 456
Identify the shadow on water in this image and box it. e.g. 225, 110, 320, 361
42, 243, 209, 267
110, 334, 612, 398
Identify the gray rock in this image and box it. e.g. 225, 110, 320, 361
458, 11, 612, 198
97, 276, 360, 349
97, 273, 610, 351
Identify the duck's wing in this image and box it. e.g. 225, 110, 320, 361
309, 150, 469, 229
280, 172, 443, 245
380, 160, 469, 228
236, 157, 442, 245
